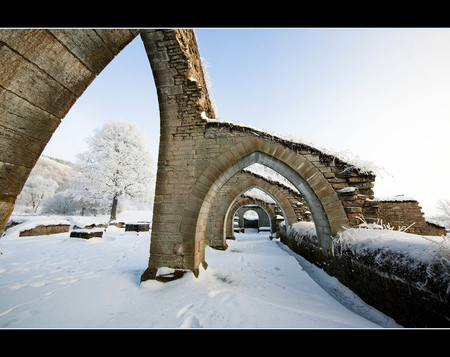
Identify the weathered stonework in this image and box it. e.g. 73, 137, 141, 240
0, 28, 380, 279
19, 223, 70, 237
1, 28, 447, 326
280, 226, 450, 327
363, 199, 447, 236
0, 29, 139, 235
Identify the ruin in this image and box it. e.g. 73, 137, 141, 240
0, 29, 448, 326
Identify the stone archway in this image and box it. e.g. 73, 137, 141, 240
186, 145, 349, 256
0, 29, 142, 234
237, 205, 271, 232
0, 29, 376, 283
228, 198, 277, 238
205, 170, 298, 250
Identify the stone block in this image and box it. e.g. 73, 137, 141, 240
20, 223, 70, 237
70, 229, 104, 239
0, 45, 77, 118
125, 222, 150, 232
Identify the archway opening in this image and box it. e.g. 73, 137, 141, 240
14, 35, 159, 221
234, 204, 273, 235
243, 208, 259, 232
193, 149, 339, 270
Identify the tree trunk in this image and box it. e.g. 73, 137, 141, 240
110, 194, 119, 222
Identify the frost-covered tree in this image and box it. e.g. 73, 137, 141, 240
17, 175, 58, 213
72, 119, 155, 221
437, 199, 450, 218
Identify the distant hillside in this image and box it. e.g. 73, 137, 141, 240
29, 155, 73, 192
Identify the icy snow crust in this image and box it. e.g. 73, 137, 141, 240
0, 216, 400, 328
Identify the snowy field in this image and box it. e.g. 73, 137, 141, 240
0, 219, 402, 328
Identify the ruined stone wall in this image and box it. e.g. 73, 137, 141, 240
280, 225, 450, 327
363, 199, 446, 236
19, 223, 70, 237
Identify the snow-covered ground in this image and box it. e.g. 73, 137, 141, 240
0, 217, 401, 329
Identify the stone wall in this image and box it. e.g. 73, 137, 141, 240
280, 225, 450, 327
363, 198, 446, 236
19, 223, 70, 237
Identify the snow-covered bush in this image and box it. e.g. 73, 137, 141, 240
40, 191, 80, 215
288, 221, 318, 245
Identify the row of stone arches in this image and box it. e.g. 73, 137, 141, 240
0, 29, 376, 283
205, 168, 299, 250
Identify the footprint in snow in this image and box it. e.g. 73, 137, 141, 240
180, 315, 202, 328
176, 303, 194, 319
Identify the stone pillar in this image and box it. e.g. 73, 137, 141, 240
140, 29, 215, 281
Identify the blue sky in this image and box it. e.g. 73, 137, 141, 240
43, 28, 450, 215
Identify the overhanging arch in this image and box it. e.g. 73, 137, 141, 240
0, 29, 142, 235
0, 29, 358, 282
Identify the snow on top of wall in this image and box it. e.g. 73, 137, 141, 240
4, 217, 70, 239
202, 112, 382, 176
369, 195, 417, 202
243, 164, 299, 194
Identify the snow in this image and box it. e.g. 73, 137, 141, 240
337, 187, 357, 194
335, 227, 444, 264
288, 221, 317, 245
334, 226, 450, 293
0, 217, 401, 328
370, 195, 417, 202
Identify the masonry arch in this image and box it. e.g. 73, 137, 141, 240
224, 184, 291, 241
205, 172, 298, 250
180, 138, 350, 276
1, 29, 359, 283
0, 29, 143, 234
227, 195, 277, 238
236, 204, 272, 232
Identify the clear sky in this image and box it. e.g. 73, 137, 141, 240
43, 28, 450, 216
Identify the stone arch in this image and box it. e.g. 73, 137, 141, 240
205, 177, 297, 249
235, 203, 273, 232
0, 29, 143, 234
184, 139, 349, 269
226, 194, 278, 239
205, 171, 298, 249
0, 29, 373, 283
223, 183, 296, 244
